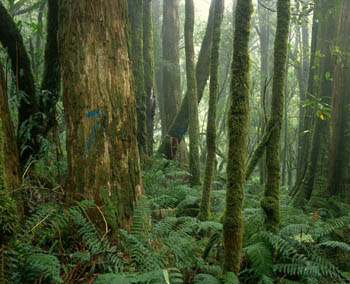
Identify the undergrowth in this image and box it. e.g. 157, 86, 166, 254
1, 157, 350, 283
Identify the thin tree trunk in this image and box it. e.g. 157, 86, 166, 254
198, 0, 224, 221
260, 0, 290, 231
158, 0, 219, 159
185, 0, 201, 186
223, 0, 253, 274
40, 0, 61, 138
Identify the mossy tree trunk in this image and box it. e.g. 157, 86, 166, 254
223, 0, 253, 275
129, 1, 148, 158
158, 0, 219, 159
39, 0, 61, 138
260, 0, 290, 231
185, 0, 201, 186
0, 62, 19, 190
0, 2, 40, 166
162, 0, 181, 135
198, 0, 224, 221
59, 0, 143, 232
143, 0, 155, 155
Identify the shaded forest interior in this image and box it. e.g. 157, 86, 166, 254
1, 0, 350, 283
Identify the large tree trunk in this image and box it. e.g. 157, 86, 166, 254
198, 0, 224, 221
223, 0, 253, 275
129, 0, 147, 157
293, 0, 337, 209
162, 0, 181, 135
327, 0, 350, 202
185, 0, 200, 186
0, 2, 40, 166
59, 0, 143, 231
260, 0, 290, 231
0, 63, 19, 190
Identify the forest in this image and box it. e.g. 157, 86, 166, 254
0, 0, 350, 283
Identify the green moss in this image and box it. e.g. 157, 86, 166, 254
223, 0, 253, 275
262, 0, 291, 231
185, 0, 201, 187
198, 0, 224, 221
0, 120, 18, 245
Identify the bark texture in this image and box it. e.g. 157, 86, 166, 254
198, 0, 224, 221
185, 0, 201, 186
129, 0, 147, 157
261, 0, 290, 231
0, 63, 19, 190
59, 0, 143, 231
223, 0, 253, 274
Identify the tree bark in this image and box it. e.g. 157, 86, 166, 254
198, 0, 224, 221
59, 0, 143, 232
0, 62, 19, 190
162, 0, 181, 135
158, 0, 220, 159
185, 0, 201, 186
223, 0, 253, 275
129, 0, 147, 157
40, 0, 61, 137
260, 0, 290, 231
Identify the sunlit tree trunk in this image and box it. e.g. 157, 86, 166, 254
198, 0, 224, 221
59, 0, 143, 231
260, 0, 290, 231
223, 0, 253, 274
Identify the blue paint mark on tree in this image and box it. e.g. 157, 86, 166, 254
85, 109, 103, 157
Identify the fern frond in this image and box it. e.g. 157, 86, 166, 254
245, 242, 274, 276
316, 241, 350, 252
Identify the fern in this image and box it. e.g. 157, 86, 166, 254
245, 242, 274, 277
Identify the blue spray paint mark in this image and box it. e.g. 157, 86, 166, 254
84, 109, 103, 157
